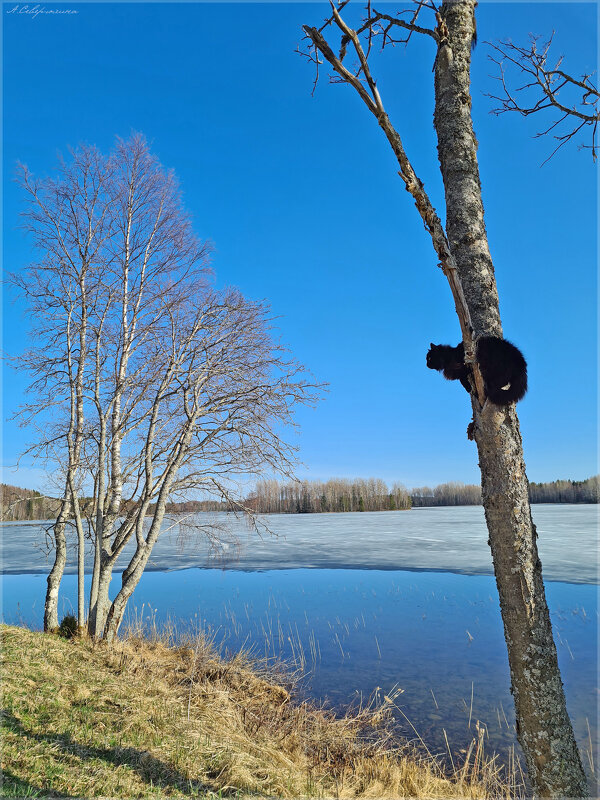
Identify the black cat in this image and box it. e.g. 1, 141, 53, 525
426, 336, 527, 405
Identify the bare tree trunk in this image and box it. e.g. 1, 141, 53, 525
103, 424, 193, 642
104, 538, 153, 643
44, 502, 70, 631
45, 313, 80, 633
303, 3, 587, 794
71, 491, 86, 631
88, 555, 112, 638
433, 3, 587, 795
88, 417, 105, 624
73, 273, 87, 632
89, 329, 108, 617
89, 528, 100, 614
45, 280, 88, 632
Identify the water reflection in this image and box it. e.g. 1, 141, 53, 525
3, 567, 597, 784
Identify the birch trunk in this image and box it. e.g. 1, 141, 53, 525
104, 533, 155, 643
71, 491, 86, 631
103, 499, 171, 642
89, 525, 101, 613
433, 2, 587, 795
103, 418, 195, 642
45, 311, 81, 632
87, 553, 113, 638
74, 273, 87, 631
44, 503, 70, 631
89, 328, 108, 617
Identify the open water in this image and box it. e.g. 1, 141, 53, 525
1, 505, 598, 786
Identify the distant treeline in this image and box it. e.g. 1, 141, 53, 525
245, 478, 411, 514
247, 474, 599, 514
148, 500, 228, 514
0, 484, 61, 521
528, 476, 599, 504
3, 474, 598, 522
411, 482, 482, 507
411, 476, 599, 506
0, 485, 227, 522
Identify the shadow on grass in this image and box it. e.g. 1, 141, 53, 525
0, 770, 60, 798
1, 711, 211, 796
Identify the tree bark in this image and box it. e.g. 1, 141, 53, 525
433, 2, 587, 795
89, 527, 100, 614
303, 2, 587, 794
73, 494, 86, 631
87, 551, 113, 638
103, 424, 192, 642
44, 507, 69, 631
68, 469, 86, 631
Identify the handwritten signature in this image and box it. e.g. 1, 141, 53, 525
6, 4, 79, 18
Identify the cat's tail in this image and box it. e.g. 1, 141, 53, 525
485, 370, 528, 405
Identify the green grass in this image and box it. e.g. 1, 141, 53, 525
1, 624, 517, 799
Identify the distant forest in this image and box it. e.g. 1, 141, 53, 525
245, 478, 412, 514
1, 475, 598, 521
0, 485, 61, 521
0, 484, 225, 522
411, 476, 599, 507
528, 476, 599, 504
246, 475, 599, 513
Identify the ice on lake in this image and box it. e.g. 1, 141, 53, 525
1, 504, 597, 584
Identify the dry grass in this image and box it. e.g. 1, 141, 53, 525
1, 623, 520, 798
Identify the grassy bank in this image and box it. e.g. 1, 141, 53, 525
1, 624, 517, 798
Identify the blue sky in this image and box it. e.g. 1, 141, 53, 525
2, 1, 597, 492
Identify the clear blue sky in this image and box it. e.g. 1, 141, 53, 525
2, 1, 597, 492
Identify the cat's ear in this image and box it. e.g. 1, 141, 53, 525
429, 342, 435, 348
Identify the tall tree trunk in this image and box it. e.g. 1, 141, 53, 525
74, 278, 87, 632
87, 554, 113, 638
104, 551, 148, 644
104, 512, 164, 643
89, 344, 108, 617
303, 3, 587, 794
44, 508, 69, 631
103, 415, 195, 643
433, 2, 587, 795
89, 523, 101, 613
74, 499, 86, 631
68, 478, 86, 631
103, 444, 188, 642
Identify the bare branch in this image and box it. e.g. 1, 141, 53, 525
302, 7, 485, 403
298, 1, 437, 98
486, 34, 599, 161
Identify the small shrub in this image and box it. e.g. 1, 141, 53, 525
58, 614, 78, 639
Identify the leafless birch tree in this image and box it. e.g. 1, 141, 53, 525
301, 2, 587, 796
11, 134, 320, 643
12, 145, 112, 631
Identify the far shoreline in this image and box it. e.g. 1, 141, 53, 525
2, 498, 599, 525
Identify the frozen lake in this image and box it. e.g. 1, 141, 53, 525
1, 504, 598, 583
